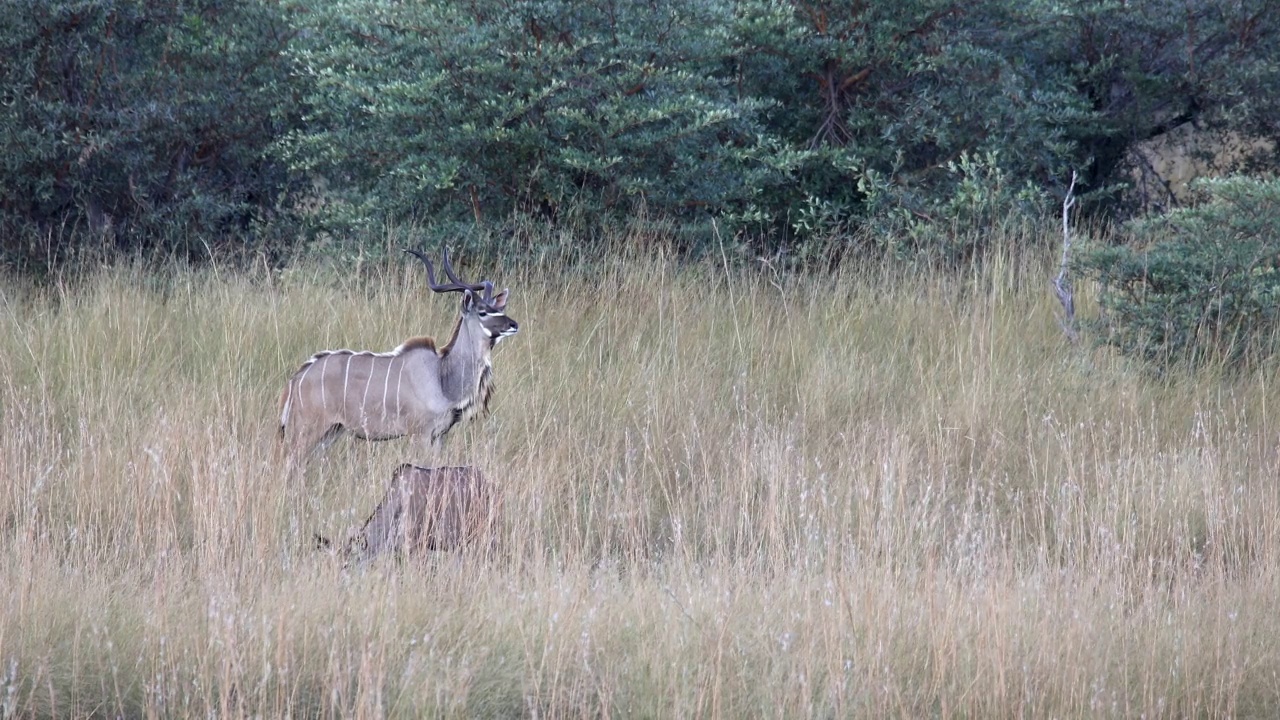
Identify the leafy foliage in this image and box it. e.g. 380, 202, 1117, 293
1015, 0, 1280, 212
856, 151, 1045, 263
282, 0, 778, 236
724, 0, 1090, 249
0, 0, 1277, 272
1081, 176, 1280, 367
0, 0, 300, 271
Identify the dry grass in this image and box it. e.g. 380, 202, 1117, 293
2, 237, 1280, 718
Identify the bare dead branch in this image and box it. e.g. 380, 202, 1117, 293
1054, 170, 1079, 344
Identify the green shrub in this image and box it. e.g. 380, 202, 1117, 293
0, 0, 301, 273
724, 0, 1087, 253
281, 0, 779, 241
856, 151, 1045, 264
2, 0, 1276, 275
1081, 176, 1280, 367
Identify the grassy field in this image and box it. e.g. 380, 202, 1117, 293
2, 236, 1279, 718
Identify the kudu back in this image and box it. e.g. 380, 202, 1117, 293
279, 249, 518, 464
317, 464, 501, 564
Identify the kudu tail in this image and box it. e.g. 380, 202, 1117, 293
278, 383, 292, 440
276, 383, 301, 475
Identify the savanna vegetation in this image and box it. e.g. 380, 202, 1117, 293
4, 0, 1280, 717
4, 232, 1280, 717
3, 0, 1278, 267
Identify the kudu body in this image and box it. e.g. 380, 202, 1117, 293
279, 250, 518, 462
316, 464, 501, 563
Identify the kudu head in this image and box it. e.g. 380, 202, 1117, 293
404, 248, 519, 344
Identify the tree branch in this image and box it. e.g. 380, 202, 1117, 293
1054, 170, 1079, 343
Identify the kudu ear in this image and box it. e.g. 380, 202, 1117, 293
490, 288, 510, 311
460, 289, 477, 311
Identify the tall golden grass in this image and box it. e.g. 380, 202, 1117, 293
2, 236, 1279, 717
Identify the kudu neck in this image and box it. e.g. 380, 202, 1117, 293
437, 314, 491, 402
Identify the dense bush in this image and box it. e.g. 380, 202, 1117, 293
282, 0, 780, 239
0, 0, 300, 272
725, 0, 1086, 249
280, 0, 1280, 258
1080, 176, 1280, 367
0, 0, 1277, 271
1036, 0, 1280, 204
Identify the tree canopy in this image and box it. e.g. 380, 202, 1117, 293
1, 0, 1277, 272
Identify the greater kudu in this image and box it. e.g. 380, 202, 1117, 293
279, 250, 518, 463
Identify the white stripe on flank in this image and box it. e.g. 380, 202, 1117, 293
382, 354, 393, 423
319, 354, 329, 411
342, 353, 352, 415
361, 356, 375, 431
395, 353, 406, 421
294, 358, 317, 416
